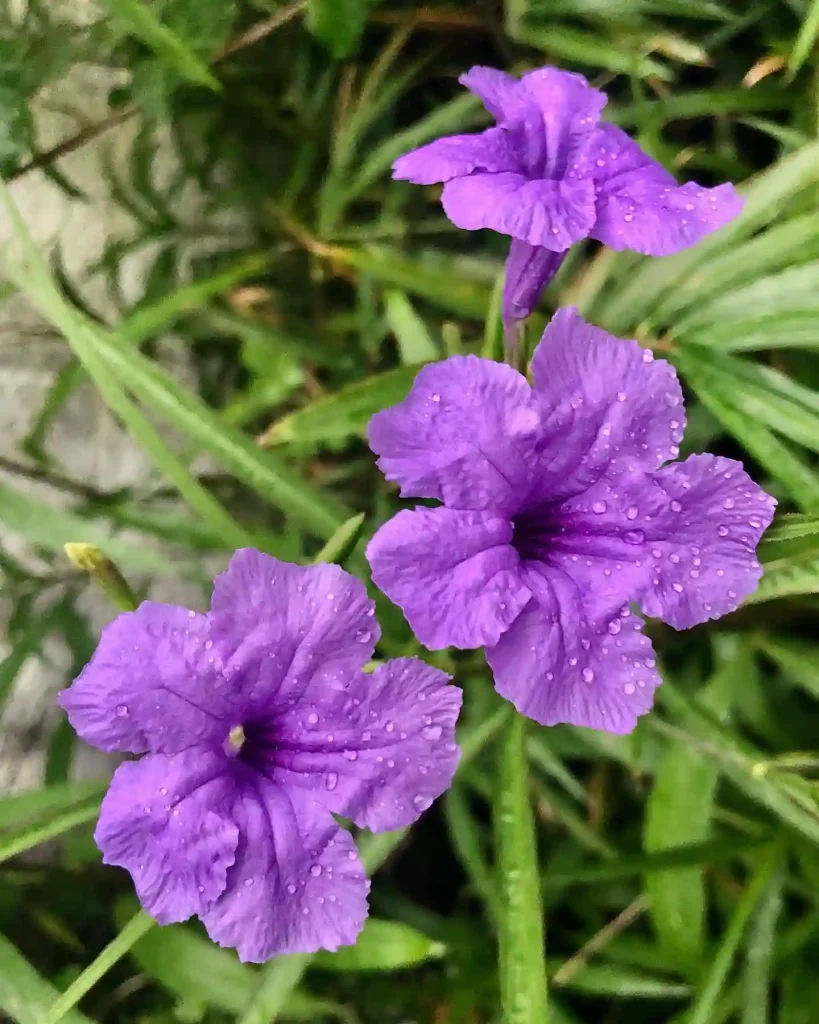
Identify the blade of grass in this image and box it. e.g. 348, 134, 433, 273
42, 911, 156, 1024
0, 932, 95, 1024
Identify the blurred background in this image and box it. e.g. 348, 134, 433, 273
2, 0, 819, 1022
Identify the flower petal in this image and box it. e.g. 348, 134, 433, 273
518, 67, 607, 178
201, 783, 369, 962
459, 66, 520, 121
528, 308, 685, 498
502, 240, 566, 325
441, 173, 596, 249
367, 507, 530, 650
392, 127, 521, 184
589, 126, 743, 255
637, 454, 776, 628
58, 603, 230, 755
209, 551, 378, 713
95, 749, 238, 924
268, 658, 461, 832
367, 354, 541, 514
486, 567, 661, 733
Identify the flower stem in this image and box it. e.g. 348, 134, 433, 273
494, 713, 548, 1024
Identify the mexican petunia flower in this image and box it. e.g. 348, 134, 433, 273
366, 308, 775, 734
58, 551, 461, 962
393, 65, 743, 331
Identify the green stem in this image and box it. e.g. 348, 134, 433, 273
43, 911, 155, 1024
494, 714, 548, 1024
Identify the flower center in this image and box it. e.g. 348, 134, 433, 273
225, 724, 246, 757
511, 506, 561, 564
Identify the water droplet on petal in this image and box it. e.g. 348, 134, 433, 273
626, 506, 638, 521
310, 864, 322, 877
672, 583, 684, 593
642, 350, 654, 362
286, 883, 297, 895
624, 683, 636, 695
325, 772, 338, 791
431, 393, 441, 403
624, 529, 645, 545
670, 500, 682, 512
413, 795, 432, 811
342, 749, 358, 761
307, 712, 318, 725
355, 629, 371, 643
582, 668, 595, 683
384, 721, 395, 733
592, 500, 607, 514
116, 704, 129, 717
723, 497, 735, 509
422, 724, 442, 741
608, 620, 621, 635
718, 526, 729, 537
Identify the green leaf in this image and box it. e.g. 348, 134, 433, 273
0, 932, 95, 1024
787, 0, 819, 79
745, 554, 819, 604
0, 797, 101, 867
0, 480, 181, 574
644, 738, 718, 975
313, 513, 366, 565
262, 365, 421, 447
553, 962, 690, 1000
42, 911, 156, 1024
313, 919, 445, 972
741, 861, 782, 1024
514, 23, 670, 80
495, 714, 549, 1024
385, 289, 440, 365
686, 844, 785, 1024
99, 0, 221, 90
0, 780, 104, 833
306, 0, 371, 58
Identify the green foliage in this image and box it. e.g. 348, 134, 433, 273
2, 1, 819, 1023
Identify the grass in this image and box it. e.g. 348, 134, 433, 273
1, 1, 819, 1022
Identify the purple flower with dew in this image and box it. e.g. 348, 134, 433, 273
366, 309, 775, 734
59, 551, 461, 962
393, 66, 743, 334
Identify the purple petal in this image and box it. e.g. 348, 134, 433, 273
528, 308, 685, 498
502, 241, 566, 325
441, 173, 596, 249
587, 123, 675, 193
201, 783, 368, 961
486, 567, 661, 733
392, 127, 521, 184
459, 66, 520, 121
58, 603, 231, 755
270, 658, 462, 832
367, 507, 531, 650
95, 749, 238, 924
518, 67, 607, 178
637, 454, 775, 628
209, 551, 378, 712
367, 354, 540, 514
588, 125, 743, 255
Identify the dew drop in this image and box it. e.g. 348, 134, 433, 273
413, 795, 432, 811
286, 883, 297, 894
608, 619, 622, 635
626, 506, 638, 521
384, 721, 395, 733
354, 629, 371, 644
325, 772, 338, 791
669, 553, 680, 564
718, 526, 729, 537
431, 393, 441, 403
642, 350, 654, 362
592, 500, 607, 515
307, 712, 318, 725
422, 724, 442, 740
617, 391, 627, 402
310, 864, 322, 877
624, 529, 645, 545
672, 583, 683, 593
723, 497, 735, 510
342, 749, 358, 761
582, 668, 595, 683
624, 683, 636, 695
116, 704, 129, 717
568, 657, 578, 667
670, 500, 682, 512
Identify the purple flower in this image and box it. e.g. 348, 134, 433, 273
59, 551, 461, 962
393, 66, 743, 330
366, 308, 775, 734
